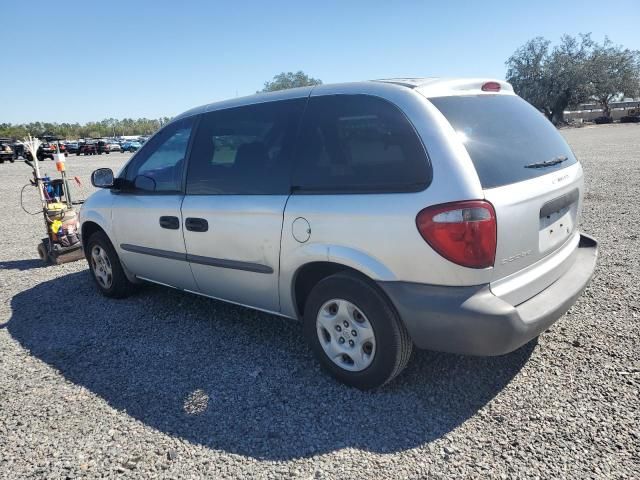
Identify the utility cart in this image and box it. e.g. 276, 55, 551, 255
23, 141, 85, 264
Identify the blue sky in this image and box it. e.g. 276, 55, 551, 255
2, 0, 638, 123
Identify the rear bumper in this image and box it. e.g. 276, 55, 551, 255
378, 233, 598, 356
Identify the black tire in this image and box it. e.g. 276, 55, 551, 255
10, 159, 14, 163
86, 231, 134, 298
37, 242, 50, 263
303, 271, 413, 389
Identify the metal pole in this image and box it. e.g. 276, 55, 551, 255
56, 140, 73, 208
32, 150, 45, 204
61, 170, 73, 208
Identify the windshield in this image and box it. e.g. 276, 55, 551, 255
429, 95, 578, 189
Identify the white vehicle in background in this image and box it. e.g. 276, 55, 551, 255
108, 142, 122, 152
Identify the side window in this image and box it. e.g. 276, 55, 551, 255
186, 98, 305, 195
125, 117, 195, 193
292, 94, 431, 193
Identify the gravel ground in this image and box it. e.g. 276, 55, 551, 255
0, 125, 638, 479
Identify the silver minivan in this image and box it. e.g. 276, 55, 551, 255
81, 78, 598, 389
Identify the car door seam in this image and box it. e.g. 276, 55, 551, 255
179, 195, 202, 292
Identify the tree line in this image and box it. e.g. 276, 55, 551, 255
0, 117, 172, 141
507, 34, 640, 124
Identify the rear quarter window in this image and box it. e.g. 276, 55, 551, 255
429, 95, 578, 189
292, 94, 431, 193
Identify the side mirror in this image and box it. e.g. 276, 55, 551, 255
91, 168, 114, 188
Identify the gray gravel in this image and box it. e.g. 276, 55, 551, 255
1, 125, 639, 479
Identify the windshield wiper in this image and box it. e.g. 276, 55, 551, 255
524, 155, 568, 169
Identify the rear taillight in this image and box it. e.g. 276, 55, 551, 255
481, 81, 501, 92
416, 200, 497, 269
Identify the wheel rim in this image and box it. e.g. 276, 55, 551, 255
91, 245, 113, 289
316, 299, 376, 372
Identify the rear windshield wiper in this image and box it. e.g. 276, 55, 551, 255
524, 155, 568, 169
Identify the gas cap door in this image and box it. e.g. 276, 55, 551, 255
292, 217, 311, 243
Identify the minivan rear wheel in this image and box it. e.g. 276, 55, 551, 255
303, 272, 412, 389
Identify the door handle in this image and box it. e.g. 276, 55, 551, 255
159, 216, 180, 230
185, 217, 209, 232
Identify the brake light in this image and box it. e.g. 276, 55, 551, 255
416, 200, 497, 269
481, 81, 501, 92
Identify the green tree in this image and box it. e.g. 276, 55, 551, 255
588, 38, 640, 118
507, 34, 595, 124
504, 37, 552, 115
260, 70, 322, 93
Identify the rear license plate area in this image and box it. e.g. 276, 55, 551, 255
539, 189, 579, 253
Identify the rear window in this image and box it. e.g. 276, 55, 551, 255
429, 95, 577, 189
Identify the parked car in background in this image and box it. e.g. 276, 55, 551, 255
0, 138, 17, 163
593, 116, 613, 124
108, 142, 122, 152
25, 141, 66, 161
53, 142, 67, 156
78, 141, 98, 156
65, 142, 80, 154
96, 140, 110, 154
120, 141, 141, 152
12, 142, 25, 159
620, 105, 640, 123
81, 78, 598, 389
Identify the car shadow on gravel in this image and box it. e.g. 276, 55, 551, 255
8, 271, 534, 460
0, 259, 48, 271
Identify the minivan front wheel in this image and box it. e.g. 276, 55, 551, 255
86, 231, 134, 298
91, 245, 113, 289
303, 272, 412, 389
